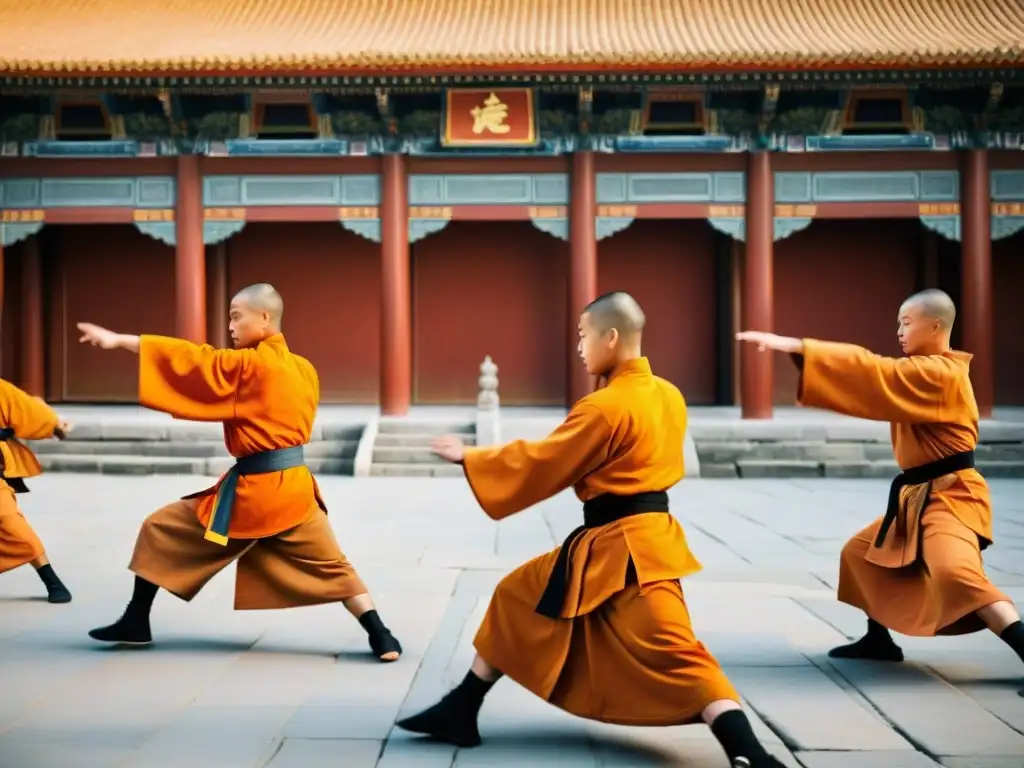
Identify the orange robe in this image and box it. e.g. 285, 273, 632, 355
798, 340, 1009, 636
0, 380, 61, 574
468, 357, 739, 726
128, 334, 367, 609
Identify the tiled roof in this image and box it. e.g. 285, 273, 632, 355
1, 0, 1023, 77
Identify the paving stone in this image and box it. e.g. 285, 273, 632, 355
268, 738, 382, 768
796, 751, 940, 767
940, 758, 1024, 767
725, 666, 912, 751
827, 658, 1024, 756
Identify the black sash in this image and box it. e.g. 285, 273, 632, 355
873, 450, 975, 548
0, 426, 29, 494
534, 490, 669, 619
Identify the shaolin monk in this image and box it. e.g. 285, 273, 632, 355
76, 283, 402, 662
398, 292, 784, 768
737, 289, 1024, 693
0, 381, 73, 604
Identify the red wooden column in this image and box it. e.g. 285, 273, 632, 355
741, 151, 774, 419
206, 242, 229, 349
21, 236, 45, 396
175, 154, 206, 343
380, 153, 411, 415
569, 150, 598, 404
961, 148, 994, 417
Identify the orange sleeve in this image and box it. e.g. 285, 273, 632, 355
0, 379, 59, 440
138, 335, 254, 422
462, 403, 612, 521
798, 339, 958, 423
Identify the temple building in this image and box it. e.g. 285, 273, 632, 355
1, 0, 1022, 417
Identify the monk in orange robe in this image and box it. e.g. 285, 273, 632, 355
0, 380, 73, 604
398, 292, 783, 768
737, 289, 1024, 691
76, 283, 402, 661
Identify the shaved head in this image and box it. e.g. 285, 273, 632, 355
228, 283, 284, 347
233, 283, 284, 326
901, 289, 956, 330
582, 291, 646, 338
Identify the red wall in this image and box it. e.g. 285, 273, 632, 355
994, 230, 1024, 406
413, 221, 568, 405
1, 244, 23, 383
46, 225, 177, 401
227, 222, 381, 404
598, 220, 719, 405
773, 219, 919, 404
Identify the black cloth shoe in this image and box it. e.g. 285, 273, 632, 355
369, 629, 402, 662
828, 619, 904, 662
36, 564, 72, 604
395, 691, 483, 748
88, 612, 152, 645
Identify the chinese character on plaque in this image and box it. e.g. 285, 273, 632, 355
443, 88, 538, 147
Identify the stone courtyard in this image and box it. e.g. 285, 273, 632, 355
2, 474, 1024, 768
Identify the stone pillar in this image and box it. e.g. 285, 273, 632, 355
380, 153, 412, 415
476, 355, 501, 446
961, 148, 994, 417
569, 150, 598, 404
741, 151, 774, 419
175, 154, 206, 343
21, 236, 44, 396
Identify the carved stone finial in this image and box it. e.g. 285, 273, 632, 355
477, 355, 500, 410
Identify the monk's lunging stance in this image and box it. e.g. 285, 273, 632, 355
398, 292, 784, 768
0, 380, 73, 604
79, 283, 402, 662
738, 289, 1024, 694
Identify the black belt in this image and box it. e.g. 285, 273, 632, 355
0, 426, 28, 493
534, 490, 669, 619
873, 450, 975, 548
204, 445, 307, 545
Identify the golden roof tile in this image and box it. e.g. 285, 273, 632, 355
1, 0, 1022, 76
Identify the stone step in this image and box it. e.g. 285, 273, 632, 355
376, 420, 475, 436
368, 462, 465, 478
371, 446, 451, 464
373, 432, 479, 448
37, 454, 355, 476
696, 440, 1024, 464
28, 422, 365, 442
28, 439, 359, 458
700, 459, 1024, 479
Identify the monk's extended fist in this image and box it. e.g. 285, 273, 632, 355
430, 435, 466, 463
77, 322, 120, 349
735, 331, 802, 354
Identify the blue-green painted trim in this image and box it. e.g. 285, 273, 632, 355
408, 174, 568, 206
596, 172, 745, 204
0, 176, 175, 209
0, 222, 44, 247
203, 174, 380, 207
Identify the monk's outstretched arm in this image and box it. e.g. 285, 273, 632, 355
462, 403, 612, 521
138, 336, 252, 422
0, 380, 60, 440
795, 339, 956, 423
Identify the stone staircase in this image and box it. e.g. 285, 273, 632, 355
26, 421, 363, 476
367, 419, 477, 477
692, 420, 1024, 479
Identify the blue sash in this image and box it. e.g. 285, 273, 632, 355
204, 445, 306, 546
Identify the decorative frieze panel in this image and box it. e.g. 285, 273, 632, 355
991, 171, 1024, 241
774, 171, 959, 203
596, 172, 745, 204
408, 174, 568, 206
0, 176, 176, 209
203, 174, 380, 207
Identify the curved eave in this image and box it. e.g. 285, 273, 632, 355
3, 58, 1024, 81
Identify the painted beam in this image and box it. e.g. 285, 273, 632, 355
990, 170, 1024, 241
